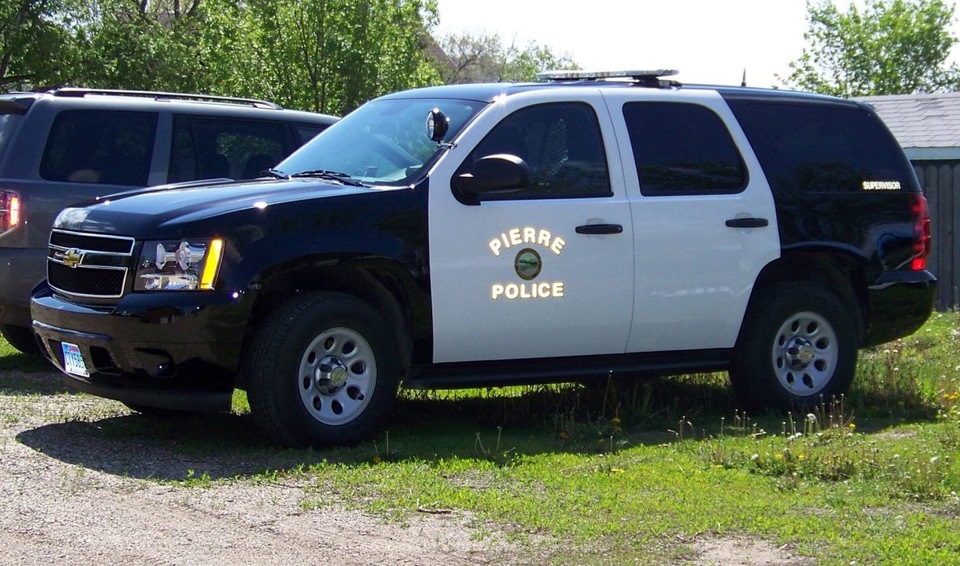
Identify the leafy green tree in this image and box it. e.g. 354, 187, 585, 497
235, 0, 440, 114
72, 0, 207, 91
0, 0, 81, 89
436, 31, 577, 84
782, 0, 960, 96
5, 0, 441, 115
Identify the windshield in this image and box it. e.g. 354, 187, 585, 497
276, 97, 487, 186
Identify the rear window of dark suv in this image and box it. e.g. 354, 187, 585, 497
0, 107, 26, 164
39, 109, 157, 186
726, 99, 919, 194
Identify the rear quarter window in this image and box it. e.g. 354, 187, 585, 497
727, 100, 917, 194
39, 110, 157, 186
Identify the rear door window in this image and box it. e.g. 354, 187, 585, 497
0, 111, 25, 163
169, 116, 294, 182
39, 110, 157, 186
622, 102, 746, 196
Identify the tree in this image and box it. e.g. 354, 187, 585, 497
3, 0, 443, 115
72, 0, 207, 91
436, 32, 577, 84
233, 0, 441, 115
0, 0, 81, 90
781, 0, 960, 96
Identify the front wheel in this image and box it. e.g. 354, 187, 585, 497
730, 282, 858, 412
247, 293, 399, 448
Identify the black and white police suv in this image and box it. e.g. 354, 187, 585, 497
31, 70, 935, 447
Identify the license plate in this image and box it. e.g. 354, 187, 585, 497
61, 342, 90, 377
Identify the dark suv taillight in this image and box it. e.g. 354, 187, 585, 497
911, 193, 931, 271
0, 190, 21, 233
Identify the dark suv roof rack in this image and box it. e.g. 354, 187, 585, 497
536, 69, 681, 88
50, 88, 283, 109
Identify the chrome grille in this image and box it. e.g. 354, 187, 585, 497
48, 229, 135, 298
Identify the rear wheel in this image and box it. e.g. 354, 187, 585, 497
730, 282, 857, 412
247, 292, 399, 448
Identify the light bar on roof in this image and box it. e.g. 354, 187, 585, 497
536, 69, 679, 81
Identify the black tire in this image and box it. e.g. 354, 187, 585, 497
729, 282, 858, 412
247, 292, 399, 448
0, 323, 41, 355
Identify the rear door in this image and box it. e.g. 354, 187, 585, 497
601, 90, 780, 352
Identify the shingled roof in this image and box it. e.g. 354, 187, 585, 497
857, 92, 960, 160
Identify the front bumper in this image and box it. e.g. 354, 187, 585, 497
30, 284, 251, 412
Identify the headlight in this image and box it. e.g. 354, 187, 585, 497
135, 238, 224, 291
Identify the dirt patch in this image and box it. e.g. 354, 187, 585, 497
692, 536, 815, 565
0, 371, 541, 565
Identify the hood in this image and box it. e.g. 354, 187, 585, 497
54, 178, 382, 236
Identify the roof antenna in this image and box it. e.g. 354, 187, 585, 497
741, 69, 747, 87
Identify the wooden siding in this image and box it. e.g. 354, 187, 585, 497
914, 161, 959, 309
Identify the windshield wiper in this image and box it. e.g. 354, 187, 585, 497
290, 169, 366, 187
264, 168, 289, 179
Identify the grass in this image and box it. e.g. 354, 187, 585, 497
3, 312, 960, 564
0, 339, 58, 373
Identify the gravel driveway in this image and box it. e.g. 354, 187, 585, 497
0, 371, 531, 565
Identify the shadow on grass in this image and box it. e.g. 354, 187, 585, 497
0, 351, 61, 374
14, 372, 941, 482
0, 368, 73, 395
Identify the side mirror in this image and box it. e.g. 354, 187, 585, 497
426, 109, 450, 143
454, 154, 533, 200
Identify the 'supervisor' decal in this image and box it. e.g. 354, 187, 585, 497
489, 227, 566, 300
862, 181, 901, 191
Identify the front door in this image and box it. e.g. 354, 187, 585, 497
428, 91, 635, 363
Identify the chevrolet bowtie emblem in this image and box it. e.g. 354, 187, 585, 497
60, 248, 84, 269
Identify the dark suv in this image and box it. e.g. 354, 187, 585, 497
0, 88, 337, 352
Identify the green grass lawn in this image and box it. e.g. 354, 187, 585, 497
4, 312, 959, 564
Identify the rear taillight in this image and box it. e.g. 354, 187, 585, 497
0, 190, 20, 233
910, 193, 931, 271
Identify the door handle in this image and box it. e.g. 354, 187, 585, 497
725, 217, 769, 229
575, 224, 623, 235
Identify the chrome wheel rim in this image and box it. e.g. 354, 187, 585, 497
298, 327, 376, 425
771, 311, 838, 396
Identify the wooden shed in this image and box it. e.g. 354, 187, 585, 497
858, 93, 960, 309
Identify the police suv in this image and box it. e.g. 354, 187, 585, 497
30, 71, 936, 447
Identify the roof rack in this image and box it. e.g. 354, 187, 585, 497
50, 88, 283, 109
536, 69, 681, 88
